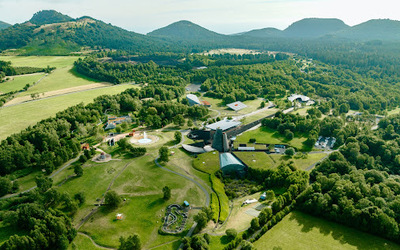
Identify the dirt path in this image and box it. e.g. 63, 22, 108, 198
4, 83, 111, 106
77, 232, 116, 250
0, 153, 81, 200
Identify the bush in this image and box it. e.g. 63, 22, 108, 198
226, 228, 238, 240
249, 138, 256, 143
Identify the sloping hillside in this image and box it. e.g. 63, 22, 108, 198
283, 18, 349, 38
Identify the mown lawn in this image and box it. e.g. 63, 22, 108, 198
0, 73, 44, 94
235, 127, 311, 151
235, 152, 327, 171
253, 211, 400, 250
68, 234, 103, 250
192, 151, 220, 174
0, 84, 135, 140
201, 96, 264, 117
80, 154, 206, 249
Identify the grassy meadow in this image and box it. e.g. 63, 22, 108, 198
0, 56, 80, 68
0, 73, 45, 94
192, 151, 220, 174
235, 127, 310, 151
0, 84, 135, 140
234, 152, 327, 171
254, 211, 400, 250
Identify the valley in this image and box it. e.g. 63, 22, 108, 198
1, 8, 400, 250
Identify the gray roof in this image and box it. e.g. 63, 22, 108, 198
288, 94, 310, 102
227, 101, 247, 111
182, 144, 216, 154
206, 119, 241, 131
186, 94, 201, 105
220, 153, 246, 172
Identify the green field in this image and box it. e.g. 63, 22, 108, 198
0, 74, 44, 94
0, 84, 135, 140
192, 151, 220, 174
235, 127, 310, 151
22, 66, 101, 97
201, 96, 264, 117
253, 211, 400, 250
234, 152, 327, 171
0, 56, 80, 68
79, 154, 206, 249
68, 234, 103, 250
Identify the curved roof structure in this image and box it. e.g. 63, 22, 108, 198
182, 144, 215, 154
219, 153, 247, 174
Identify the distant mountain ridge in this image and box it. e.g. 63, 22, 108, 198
283, 18, 349, 38
148, 20, 226, 41
0, 21, 11, 30
333, 19, 400, 40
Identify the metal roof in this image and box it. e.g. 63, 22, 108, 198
220, 153, 245, 169
186, 94, 201, 105
288, 94, 310, 102
206, 119, 241, 131
227, 101, 247, 111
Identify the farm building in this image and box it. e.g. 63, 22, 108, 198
220, 153, 247, 175
186, 94, 201, 106
206, 119, 241, 131
227, 101, 247, 111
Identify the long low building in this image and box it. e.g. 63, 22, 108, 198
182, 144, 215, 154
288, 94, 310, 103
206, 119, 241, 131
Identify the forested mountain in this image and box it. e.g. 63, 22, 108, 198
0, 21, 11, 30
29, 10, 74, 25
148, 20, 226, 41
0, 11, 171, 55
282, 18, 349, 38
333, 19, 400, 40
239, 27, 283, 38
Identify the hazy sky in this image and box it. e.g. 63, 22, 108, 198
0, 0, 398, 34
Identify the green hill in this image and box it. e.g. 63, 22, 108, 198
334, 19, 400, 41
0, 11, 170, 55
0, 21, 11, 30
29, 10, 74, 25
241, 27, 283, 38
148, 20, 226, 41
283, 18, 349, 38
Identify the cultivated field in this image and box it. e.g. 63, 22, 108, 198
0, 56, 80, 68
253, 211, 400, 250
0, 84, 135, 140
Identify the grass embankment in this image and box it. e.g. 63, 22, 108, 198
0, 84, 135, 140
210, 174, 229, 223
234, 152, 327, 171
253, 211, 400, 250
235, 127, 311, 151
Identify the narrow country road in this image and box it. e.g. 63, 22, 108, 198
0, 153, 82, 200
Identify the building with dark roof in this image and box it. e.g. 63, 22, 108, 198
220, 153, 247, 175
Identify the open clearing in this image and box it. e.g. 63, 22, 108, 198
79, 154, 206, 248
192, 151, 220, 174
201, 97, 265, 118
253, 211, 400, 250
0, 56, 80, 68
235, 152, 326, 170
235, 127, 310, 151
0, 84, 135, 140
5, 82, 111, 106
0, 73, 44, 94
